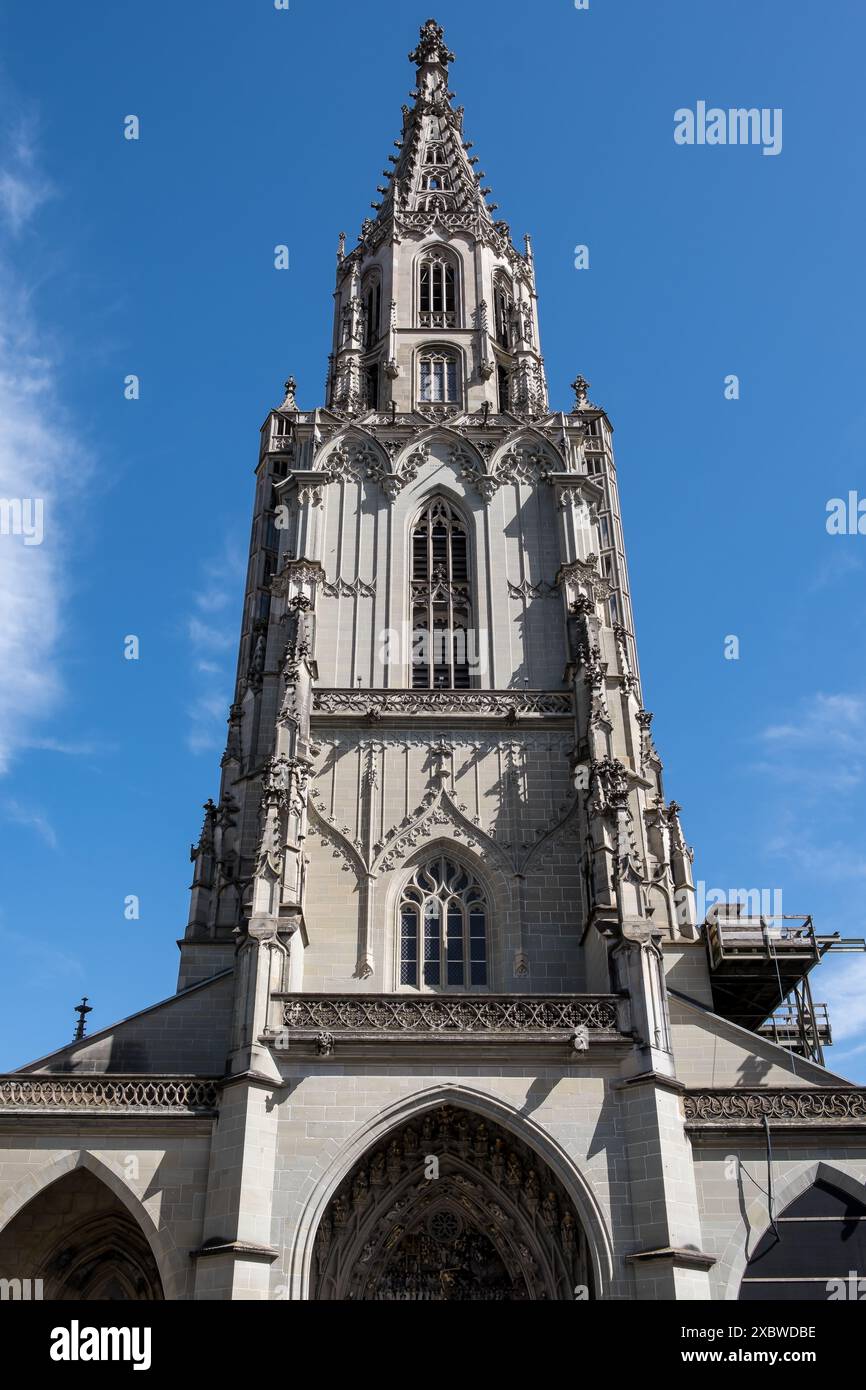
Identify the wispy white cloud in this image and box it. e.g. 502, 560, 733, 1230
761, 692, 866, 746
23, 735, 115, 757
0, 119, 53, 235
2, 797, 58, 849
765, 832, 866, 882
751, 692, 866, 792
0, 117, 89, 775
188, 616, 235, 652
185, 546, 244, 754
808, 547, 863, 593
820, 957, 866, 1054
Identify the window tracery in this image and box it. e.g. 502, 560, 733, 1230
410, 497, 472, 688
419, 250, 457, 328
399, 854, 487, 988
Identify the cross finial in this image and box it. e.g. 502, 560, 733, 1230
73, 996, 92, 1041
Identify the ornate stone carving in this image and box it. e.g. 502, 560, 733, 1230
0, 1077, 218, 1112
321, 576, 376, 598
271, 559, 325, 603
367, 442, 427, 499
636, 709, 662, 774
311, 1103, 593, 1301
570, 374, 597, 413
557, 555, 613, 605
312, 689, 573, 718
280, 994, 620, 1035
590, 756, 631, 813
455, 441, 562, 500
683, 1089, 866, 1125
409, 19, 456, 68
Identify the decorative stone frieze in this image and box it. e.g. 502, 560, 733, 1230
278, 993, 622, 1036
0, 1077, 219, 1113
683, 1089, 866, 1127
312, 689, 573, 719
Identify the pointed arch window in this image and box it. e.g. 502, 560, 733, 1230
363, 274, 381, 350
411, 497, 472, 689
419, 348, 459, 404
400, 855, 488, 989
497, 364, 511, 413
419, 251, 457, 328
494, 275, 513, 349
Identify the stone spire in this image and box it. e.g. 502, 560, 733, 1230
364, 18, 501, 239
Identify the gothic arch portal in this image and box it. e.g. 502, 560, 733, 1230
309, 1101, 593, 1300
0, 1164, 165, 1300
738, 1171, 866, 1301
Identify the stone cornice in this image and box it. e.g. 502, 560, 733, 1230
683, 1087, 866, 1129
190, 1240, 279, 1263
271, 993, 628, 1059
626, 1245, 716, 1270
311, 688, 573, 723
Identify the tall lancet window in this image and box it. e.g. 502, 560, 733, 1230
497, 364, 510, 413
494, 275, 513, 349
411, 497, 472, 690
419, 251, 457, 327
363, 274, 381, 350
418, 348, 459, 404
399, 855, 488, 989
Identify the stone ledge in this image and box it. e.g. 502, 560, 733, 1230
0, 1075, 220, 1115
683, 1087, 866, 1129
270, 994, 630, 1060
311, 688, 574, 723
191, 1240, 279, 1263
627, 1245, 716, 1271
271, 993, 629, 1056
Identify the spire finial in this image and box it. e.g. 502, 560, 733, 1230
570, 375, 595, 412
281, 376, 298, 410
409, 18, 455, 70
73, 996, 92, 1041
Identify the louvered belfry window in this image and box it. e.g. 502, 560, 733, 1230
399, 855, 488, 989
411, 498, 472, 690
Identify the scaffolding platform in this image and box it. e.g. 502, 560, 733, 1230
703, 905, 865, 1065
757, 1000, 832, 1055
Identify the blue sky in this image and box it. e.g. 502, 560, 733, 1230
0, 0, 864, 1077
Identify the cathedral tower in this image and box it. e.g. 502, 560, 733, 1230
4, 20, 863, 1308
180, 19, 697, 1053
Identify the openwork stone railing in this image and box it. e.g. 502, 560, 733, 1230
684, 1088, 866, 1127
0, 1076, 219, 1114
312, 689, 574, 719
278, 994, 622, 1039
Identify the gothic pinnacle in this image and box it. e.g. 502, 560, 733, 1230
409, 18, 455, 70
570, 375, 595, 412
281, 377, 299, 411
